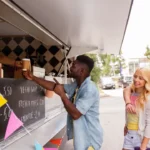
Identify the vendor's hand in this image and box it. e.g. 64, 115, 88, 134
15, 61, 23, 69
23, 70, 34, 80
124, 125, 128, 136
126, 103, 136, 113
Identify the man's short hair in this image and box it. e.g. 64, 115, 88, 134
76, 55, 94, 73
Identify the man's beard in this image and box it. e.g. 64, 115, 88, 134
67, 71, 76, 78
68, 72, 73, 78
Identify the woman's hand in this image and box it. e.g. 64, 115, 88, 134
140, 137, 150, 150
140, 148, 146, 150
124, 125, 128, 136
126, 103, 136, 113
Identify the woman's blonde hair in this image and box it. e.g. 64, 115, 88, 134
131, 68, 150, 110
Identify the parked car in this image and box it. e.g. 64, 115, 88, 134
118, 75, 133, 88
100, 77, 115, 89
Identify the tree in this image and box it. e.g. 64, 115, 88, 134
99, 53, 126, 76
85, 54, 101, 85
86, 53, 126, 84
111, 55, 126, 75
99, 54, 111, 76
144, 46, 150, 59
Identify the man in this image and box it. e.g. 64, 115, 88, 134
23, 55, 103, 150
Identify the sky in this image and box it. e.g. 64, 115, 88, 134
122, 0, 150, 58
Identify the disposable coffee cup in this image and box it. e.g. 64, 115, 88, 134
22, 58, 31, 71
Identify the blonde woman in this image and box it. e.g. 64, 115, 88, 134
123, 68, 150, 150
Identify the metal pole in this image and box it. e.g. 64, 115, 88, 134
64, 50, 67, 84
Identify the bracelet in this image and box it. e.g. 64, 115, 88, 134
126, 103, 132, 107
53, 83, 57, 91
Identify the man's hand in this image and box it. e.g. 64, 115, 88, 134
23, 71, 34, 80
54, 84, 66, 98
53, 78, 66, 98
126, 103, 136, 113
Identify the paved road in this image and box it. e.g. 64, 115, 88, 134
102, 88, 123, 97
100, 93, 125, 150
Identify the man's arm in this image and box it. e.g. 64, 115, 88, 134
54, 84, 82, 120
123, 86, 136, 113
23, 71, 82, 119
56, 87, 97, 120
33, 76, 57, 91
60, 92, 82, 120
23, 71, 56, 91
53, 78, 82, 120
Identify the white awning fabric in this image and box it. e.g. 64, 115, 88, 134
0, 0, 133, 57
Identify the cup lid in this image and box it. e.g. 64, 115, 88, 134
22, 69, 27, 71
22, 58, 30, 61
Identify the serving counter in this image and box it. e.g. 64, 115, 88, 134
0, 76, 71, 150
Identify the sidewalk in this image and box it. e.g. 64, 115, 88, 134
99, 89, 109, 98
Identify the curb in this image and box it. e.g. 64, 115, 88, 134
100, 93, 109, 98
100, 94, 109, 98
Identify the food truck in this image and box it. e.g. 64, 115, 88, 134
0, 0, 134, 149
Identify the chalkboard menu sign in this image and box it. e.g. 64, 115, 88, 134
0, 78, 45, 139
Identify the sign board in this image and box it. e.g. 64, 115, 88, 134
0, 78, 45, 139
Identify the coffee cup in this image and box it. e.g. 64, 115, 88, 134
22, 58, 31, 71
